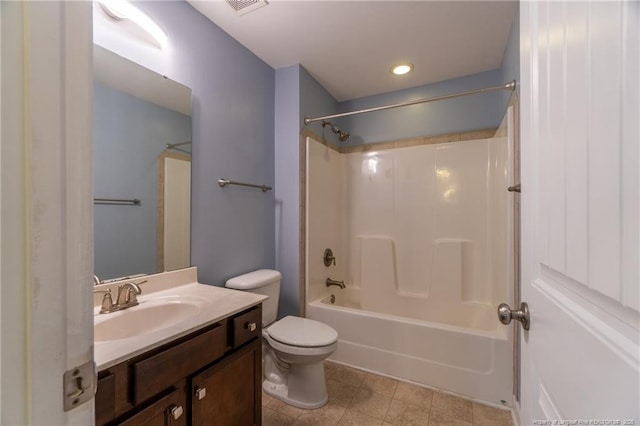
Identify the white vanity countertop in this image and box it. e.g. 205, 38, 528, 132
94, 281, 267, 371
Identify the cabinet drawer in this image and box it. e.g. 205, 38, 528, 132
120, 388, 186, 426
132, 323, 226, 404
232, 306, 262, 347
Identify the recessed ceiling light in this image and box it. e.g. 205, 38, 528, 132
391, 63, 414, 76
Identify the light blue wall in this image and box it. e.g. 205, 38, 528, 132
93, 81, 191, 280
127, 2, 276, 286
300, 67, 340, 145
338, 69, 505, 145
274, 65, 339, 318
273, 65, 339, 318
500, 4, 520, 105
274, 65, 301, 318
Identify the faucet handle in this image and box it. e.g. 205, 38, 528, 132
323, 248, 336, 267
94, 288, 115, 314
125, 286, 141, 304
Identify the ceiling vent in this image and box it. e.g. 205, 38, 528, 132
225, 0, 268, 16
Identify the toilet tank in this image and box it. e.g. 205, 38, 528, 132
225, 269, 281, 326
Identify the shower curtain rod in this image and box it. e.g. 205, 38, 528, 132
303, 80, 516, 125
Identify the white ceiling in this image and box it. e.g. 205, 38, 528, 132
188, 1, 517, 102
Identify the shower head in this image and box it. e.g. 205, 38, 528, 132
322, 120, 350, 142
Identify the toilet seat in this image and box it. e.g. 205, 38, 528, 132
263, 331, 338, 359
265, 316, 337, 348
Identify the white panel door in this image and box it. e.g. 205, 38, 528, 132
519, 1, 639, 424
1, 1, 94, 423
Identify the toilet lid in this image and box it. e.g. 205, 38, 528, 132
266, 316, 338, 347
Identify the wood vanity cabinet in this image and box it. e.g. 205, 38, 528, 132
95, 304, 262, 426
191, 339, 261, 425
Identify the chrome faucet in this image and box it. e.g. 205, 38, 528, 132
94, 280, 146, 314
325, 278, 345, 289
115, 281, 145, 309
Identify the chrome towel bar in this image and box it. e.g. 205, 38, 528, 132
94, 198, 141, 205
217, 178, 272, 192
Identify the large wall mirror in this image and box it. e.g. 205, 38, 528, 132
93, 45, 192, 282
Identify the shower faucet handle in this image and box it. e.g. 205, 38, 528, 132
323, 248, 336, 267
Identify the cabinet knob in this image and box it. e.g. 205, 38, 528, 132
195, 387, 207, 400
169, 405, 184, 420
245, 322, 257, 332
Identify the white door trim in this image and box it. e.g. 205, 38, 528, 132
1, 1, 94, 423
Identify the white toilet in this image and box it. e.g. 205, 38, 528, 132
225, 269, 337, 409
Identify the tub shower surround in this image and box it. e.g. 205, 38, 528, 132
304, 107, 516, 405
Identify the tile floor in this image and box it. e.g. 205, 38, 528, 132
262, 361, 514, 426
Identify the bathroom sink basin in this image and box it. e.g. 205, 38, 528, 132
94, 296, 208, 342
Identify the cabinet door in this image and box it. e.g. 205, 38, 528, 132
192, 339, 261, 426
95, 374, 116, 426
120, 388, 187, 426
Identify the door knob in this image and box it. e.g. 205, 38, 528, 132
497, 302, 530, 330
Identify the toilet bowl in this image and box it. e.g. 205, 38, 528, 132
262, 316, 337, 408
225, 270, 338, 409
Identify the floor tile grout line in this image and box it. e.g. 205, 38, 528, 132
269, 362, 513, 426
328, 361, 513, 421
328, 360, 503, 405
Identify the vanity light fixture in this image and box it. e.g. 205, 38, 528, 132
391, 63, 414, 76
97, 0, 168, 48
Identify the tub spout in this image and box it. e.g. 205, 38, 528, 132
326, 278, 345, 289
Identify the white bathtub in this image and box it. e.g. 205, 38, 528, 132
307, 289, 513, 405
